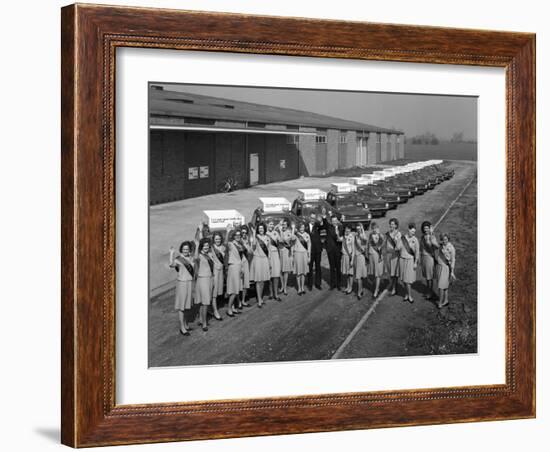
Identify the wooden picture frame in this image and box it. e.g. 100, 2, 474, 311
61, 3, 535, 447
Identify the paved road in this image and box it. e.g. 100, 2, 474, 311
149, 161, 476, 367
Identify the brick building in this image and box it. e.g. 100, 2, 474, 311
149, 86, 405, 204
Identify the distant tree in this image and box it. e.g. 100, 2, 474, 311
451, 131, 465, 142
410, 131, 439, 145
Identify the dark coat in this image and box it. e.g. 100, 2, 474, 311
323, 218, 342, 253
307, 221, 323, 253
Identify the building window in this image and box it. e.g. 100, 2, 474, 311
397, 136, 401, 143
339, 134, 347, 144
316, 135, 327, 144
376, 133, 381, 143
286, 135, 300, 144
248, 121, 266, 128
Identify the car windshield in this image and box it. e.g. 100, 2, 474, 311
302, 202, 319, 210
337, 200, 360, 208
262, 214, 287, 224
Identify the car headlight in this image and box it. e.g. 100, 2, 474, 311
385, 203, 389, 208
364, 203, 368, 208
397, 196, 400, 201
368, 213, 372, 219
408, 191, 411, 195
341, 214, 346, 222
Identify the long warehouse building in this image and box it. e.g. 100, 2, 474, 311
149, 85, 405, 204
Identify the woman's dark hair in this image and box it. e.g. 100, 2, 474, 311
282, 218, 290, 227
297, 221, 306, 230
408, 222, 416, 230
389, 218, 399, 227
212, 231, 223, 244
344, 224, 352, 232
199, 237, 211, 252
421, 220, 431, 232
229, 229, 241, 241
370, 221, 378, 230
440, 232, 451, 241
179, 240, 193, 254
256, 222, 267, 234
240, 224, 249, 234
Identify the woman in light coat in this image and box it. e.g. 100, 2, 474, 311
341, 224, 356, 295
292, 221, 311, 295
250, 222, 271, 308
420, 221, 439, 301
354, 223, 369, 299
435, 233, 456, 308
168, 241, 196, 336
367, 222, 385, 299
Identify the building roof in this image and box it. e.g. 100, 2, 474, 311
149, 86, 403, 135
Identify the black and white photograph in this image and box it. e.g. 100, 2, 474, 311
148, 83, 478, 367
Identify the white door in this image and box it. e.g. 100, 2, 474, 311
356, 138, 367, 167
249, 153, 259, 185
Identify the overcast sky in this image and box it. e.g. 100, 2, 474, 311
159, 83, 477, 141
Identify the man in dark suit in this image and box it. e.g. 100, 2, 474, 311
323, 214, 342, 290
307, 213, 323, 290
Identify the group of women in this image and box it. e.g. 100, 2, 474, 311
168, 217, 456, 336
340, 218, 456, 306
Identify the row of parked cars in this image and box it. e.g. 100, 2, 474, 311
249, 160, 455, 230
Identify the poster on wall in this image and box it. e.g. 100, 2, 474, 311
199, 166, 209, 178
188, 167, 198, 180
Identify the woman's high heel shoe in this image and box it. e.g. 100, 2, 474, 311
179, 329, 190, 336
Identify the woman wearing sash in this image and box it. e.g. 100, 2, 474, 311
368, 222, 385, 299
250, 222, 271, 308
420, 221, 439, 300
266, 220, 282, 301
277, 219, 295, 296
169, 241, 196, 336
239, 224, 252, 307
397, 223, 420, 303
434, 233, 456, 308
293, 221, 311, 295
194, 237, 215, 332
341, 224, 356, 295
385, 218, 402, 296
225, 225, 245, 317
209, 231, 226, 321
354, 223, 369, 299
